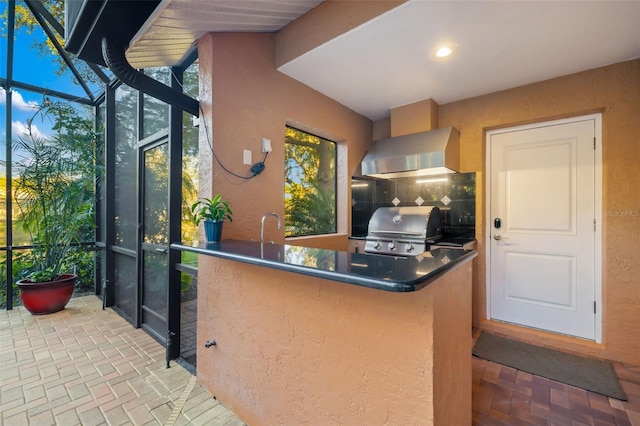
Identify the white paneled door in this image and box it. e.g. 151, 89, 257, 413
488, 115, 601, 340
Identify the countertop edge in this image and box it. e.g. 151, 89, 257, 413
171, 241, 477, 293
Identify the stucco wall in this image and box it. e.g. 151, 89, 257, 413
275, 0, 406, 68
196, 29, 638, 415
438, 59, 640, 364
196, 257, 472, 425
196, 31, 475, 422
198, 32, 372, 249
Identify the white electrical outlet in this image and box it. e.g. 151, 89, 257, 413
243, 150, 252, 165
262, 138, 272, 153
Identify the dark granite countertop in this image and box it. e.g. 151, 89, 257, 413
171, 240, 477, 293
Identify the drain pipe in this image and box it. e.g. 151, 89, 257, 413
101, 37, 199, 117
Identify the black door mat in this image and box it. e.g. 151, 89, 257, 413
473, 332, 627, 401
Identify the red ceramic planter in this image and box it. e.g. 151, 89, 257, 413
17, 274, 76, 315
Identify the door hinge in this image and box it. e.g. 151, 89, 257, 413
593, 218, 596, 231
594, 301, 597, 314
593, 137, 596, 150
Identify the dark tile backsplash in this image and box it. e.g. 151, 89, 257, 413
351, 172, 476, 238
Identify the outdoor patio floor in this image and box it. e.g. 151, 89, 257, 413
3, 295, 639, 425
0, 296, 244, 426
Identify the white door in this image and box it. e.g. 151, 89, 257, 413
488, 115, 601, 340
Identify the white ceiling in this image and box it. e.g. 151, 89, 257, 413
129, 0, 640, 121
126, 0, 325, 68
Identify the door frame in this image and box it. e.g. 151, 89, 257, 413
138, 130, 171, 344
485, 113, 603, 342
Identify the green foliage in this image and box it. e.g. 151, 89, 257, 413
284, 127, 336, 237
180, 272, 192, 293
181, 166, 198, 242
190, 194, 233, 225
12, 99, 98, 283
61, 246, 95, 292
285, 180, 336, 236
181, 105, 200, 243
0, 254, 16, 310
1, 1, 64, 39
142, 145, 170, 245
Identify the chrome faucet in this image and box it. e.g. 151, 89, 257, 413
260, 212, 281, 243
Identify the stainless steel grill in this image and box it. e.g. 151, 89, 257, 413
364, 206, 441, 256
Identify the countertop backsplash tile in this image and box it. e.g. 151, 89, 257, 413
351, 172, 476, 238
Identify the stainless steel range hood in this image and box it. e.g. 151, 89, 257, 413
361, 127, 460, 179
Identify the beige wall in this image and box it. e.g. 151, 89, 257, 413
197, 256, 472, 425
198, 32, 372, 249
197, 22, 638, 376
438, 59, 640, 364
275, 0, 406, 68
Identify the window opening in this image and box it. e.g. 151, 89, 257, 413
284, 126, 336, 237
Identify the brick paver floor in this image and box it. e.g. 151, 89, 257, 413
0, 295, 245, 426
471, 331, 640, 425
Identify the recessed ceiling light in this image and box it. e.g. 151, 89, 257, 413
436, 46, 453, 58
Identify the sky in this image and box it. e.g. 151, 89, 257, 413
0, 1, 103, 163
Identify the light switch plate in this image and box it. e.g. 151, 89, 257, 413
243, 150, 252, 165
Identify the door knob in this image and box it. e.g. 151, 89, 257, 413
494, 234, 508, 240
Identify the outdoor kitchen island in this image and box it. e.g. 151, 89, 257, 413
172, 240, 477, 425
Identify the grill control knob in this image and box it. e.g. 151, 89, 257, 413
388, 242, 396, 250
374, 242, 381, 250
407, 244, 415, 252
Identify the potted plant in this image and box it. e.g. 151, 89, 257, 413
191, 194, 233, 242
12, 100, 98, 314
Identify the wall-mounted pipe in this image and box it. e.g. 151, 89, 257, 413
101, 37, 199, 117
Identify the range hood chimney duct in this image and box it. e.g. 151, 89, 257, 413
361, 126, 460, 179
101, 37, 199, 117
